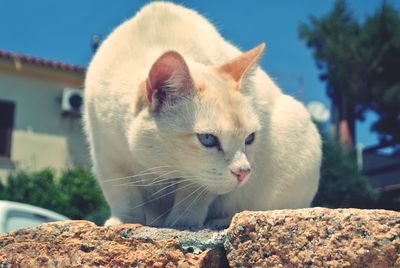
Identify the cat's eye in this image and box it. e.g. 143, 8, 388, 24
197, 133, 219, 148
245, 133, 255, 145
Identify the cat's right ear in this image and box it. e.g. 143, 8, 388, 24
219, 43, 265, 88
146, 51, 194, 111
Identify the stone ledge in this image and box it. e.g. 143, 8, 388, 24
0, 208, 398, 267
226, 208, 400, 267
0, 221, 227, 267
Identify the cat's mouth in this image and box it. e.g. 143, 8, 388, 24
202, 177, 241, 195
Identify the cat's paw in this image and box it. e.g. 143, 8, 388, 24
105, 214, 146, 226
104, 216, 123, 226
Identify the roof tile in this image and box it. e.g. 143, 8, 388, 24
0, 50, 86, 74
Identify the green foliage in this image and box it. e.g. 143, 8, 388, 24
0, 167, 109, 225
313, 130, 379, 208
57, 167, 108, 220
299, 0, 400, 144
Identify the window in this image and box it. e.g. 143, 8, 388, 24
0, 100, 15, 158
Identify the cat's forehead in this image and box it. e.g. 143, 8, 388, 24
193, 68, 240, 101
193, 75, 259, 135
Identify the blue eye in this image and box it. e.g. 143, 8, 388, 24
245, 133, 255, 145
197, 133, 219, 148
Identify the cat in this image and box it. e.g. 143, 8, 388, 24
83, 1, 322, 228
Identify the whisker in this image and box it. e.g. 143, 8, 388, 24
149, 177, 198, 197
136, 165, 173, 173
146, 170, 182, 185
113, 169, 181, 187
121, 180, 175, 187
119, 178, 178, 188
148, 184, 204, 226
102, 171, 164, 184
171, 186, 207, 226
130, 181, 199, 211
121, 177, 194, 187
101, 165, 172, 183
187, 187, 207, 213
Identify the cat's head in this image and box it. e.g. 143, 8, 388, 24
131, 44, 265, 195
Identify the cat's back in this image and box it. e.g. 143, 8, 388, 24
85, 1, 281, 122
123, 2, 236, 62
86, 2, 243, 87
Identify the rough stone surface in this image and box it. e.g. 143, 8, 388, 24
225, 208, 400, 268
0, 208, 399, 267
0, 221, 228, 267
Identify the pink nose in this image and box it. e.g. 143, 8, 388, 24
231, 168, 251, 183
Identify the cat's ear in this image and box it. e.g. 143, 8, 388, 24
219, 43, 265, 86
146, 51, 193, 111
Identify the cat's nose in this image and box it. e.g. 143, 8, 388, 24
231, 168, 251, 183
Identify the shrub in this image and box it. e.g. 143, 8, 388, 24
312, 129, 379, 208
0, 167, 109, 225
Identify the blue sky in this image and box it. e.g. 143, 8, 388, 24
1, 0, 399, 146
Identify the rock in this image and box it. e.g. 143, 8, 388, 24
0, 208, 399, 267
0, 220, 228, 267
225, 208, 400, 268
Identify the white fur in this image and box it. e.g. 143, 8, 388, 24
83, 2, 321, 228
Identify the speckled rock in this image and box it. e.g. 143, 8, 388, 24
225, 208, 400, 268
1, 208, 399, 267
0, 220, 228, 267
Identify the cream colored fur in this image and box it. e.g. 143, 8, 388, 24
83, 2, 322, 228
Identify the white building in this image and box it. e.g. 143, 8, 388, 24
0, 51, 89, 179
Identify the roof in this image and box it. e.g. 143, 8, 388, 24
0, 50, 86, 74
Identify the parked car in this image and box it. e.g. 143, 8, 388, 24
0, 200, 69, 233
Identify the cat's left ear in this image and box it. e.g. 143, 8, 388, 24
219, 43, 265, 87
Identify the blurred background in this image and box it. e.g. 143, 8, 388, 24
0, 0, 398, 226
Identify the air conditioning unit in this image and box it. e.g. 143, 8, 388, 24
61, 88, 83, 115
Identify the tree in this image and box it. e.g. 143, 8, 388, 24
313, 127, 379, 208
299, 0, 400, 147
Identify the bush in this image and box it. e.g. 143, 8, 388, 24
312, 128, 379, 208
0, 167, 109, 225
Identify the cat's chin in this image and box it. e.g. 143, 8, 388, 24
203, 179, 239, 195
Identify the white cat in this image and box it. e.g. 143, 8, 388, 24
83, 2, 321, 228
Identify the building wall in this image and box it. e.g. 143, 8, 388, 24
0, 70, 89, 179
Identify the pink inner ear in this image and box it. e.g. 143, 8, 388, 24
219, 43, 265, 84
146, 51, 192, 103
